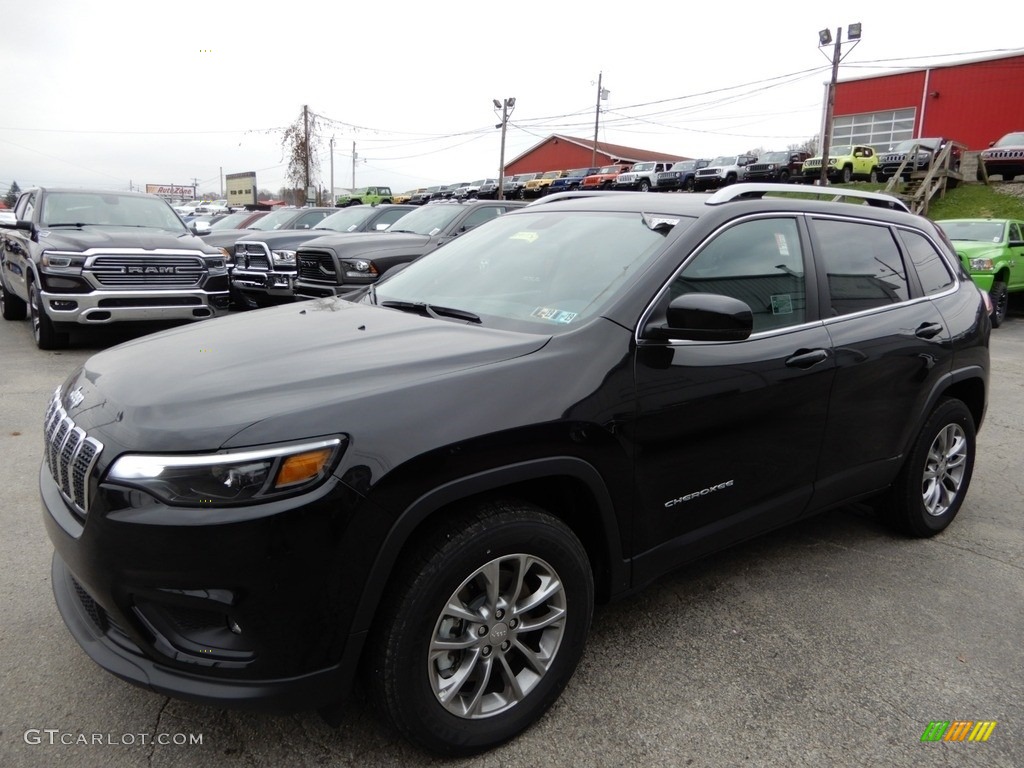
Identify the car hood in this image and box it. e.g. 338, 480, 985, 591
35, 227, 215, 253
298, 231, 430, 255
949, 241, 1006, 261
234, 228, 346, 247
59, 300, 550, 455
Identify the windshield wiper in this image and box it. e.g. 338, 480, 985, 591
387, 229, 419, 234
381, 300, 481, 323
46, 222, 92, 227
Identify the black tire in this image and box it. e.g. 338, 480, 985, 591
840, 165, 853, 183
779, 170, 790, 184
989, 281, 1008, 328
638, 179, 650, 192
1, 281, 27, 321
869, 169, 879, 183
684, 177, 695, 192
367, 501, 594, 756
723, 173, 737, 187
28, 279, 69, 350
884, 398, 976, 537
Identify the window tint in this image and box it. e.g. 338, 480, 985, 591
295, 211, 330, 229
812, 219, 908, 316
462, 207, 501, 230
1010, 222, 1023, 242
898, 230, 954, 295
671, 218, 805, 332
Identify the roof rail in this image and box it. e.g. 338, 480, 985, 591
526, 190, 636, 206
706, 183, 911, 213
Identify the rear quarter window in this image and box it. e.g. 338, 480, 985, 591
897, 229, 955, 296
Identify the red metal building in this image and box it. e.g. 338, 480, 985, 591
832, 51, 1024, 150
505, 134, 687, 175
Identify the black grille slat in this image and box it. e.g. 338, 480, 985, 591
43, 389, 103, 516
298, 251, 337, 282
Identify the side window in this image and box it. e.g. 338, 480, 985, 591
811, 219, 908, 316
898, 230, 954, 295
19, 192, 36, 221
375, 208, 409, 229
670, 218, 806, 333
1009, 223, 1023, 243
460, 207, 500, 231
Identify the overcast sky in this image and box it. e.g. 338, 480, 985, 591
2, 0, 1021, 198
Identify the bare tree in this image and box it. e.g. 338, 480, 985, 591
790, 136, 819, 155
281, 106, 322, 203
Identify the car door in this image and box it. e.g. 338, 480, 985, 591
1007, 221, 1024, 291
630, 215, 835, 580
1, 191, 36, 301
807, 216, 954, 509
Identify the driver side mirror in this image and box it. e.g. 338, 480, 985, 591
644, 294, 753, 342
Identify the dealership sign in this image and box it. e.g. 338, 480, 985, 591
226, 171, 257, 207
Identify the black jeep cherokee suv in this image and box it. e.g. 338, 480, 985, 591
42, 184, 990, 756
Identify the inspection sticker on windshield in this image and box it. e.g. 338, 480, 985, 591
511, 231, 539, 242
532, 307, 578, 324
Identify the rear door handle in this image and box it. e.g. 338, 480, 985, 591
915, 323, 944, 339
785, 348, 830, 369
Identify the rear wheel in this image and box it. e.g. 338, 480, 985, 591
1, 281, 27, 320
883, 398, 975, 537
989, 280, 1009, 328
28, 279, 69, 350
869, 169, 879, 183
367, 501, 594, 756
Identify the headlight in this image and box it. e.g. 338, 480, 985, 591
969, 258, 995, 271
107, 438, 344, 506
827, 158, 838, 166
41, 252, 86, 271
272, 249, 297, 265
341, 259, 379, 280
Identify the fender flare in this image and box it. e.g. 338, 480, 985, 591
349, 456, 628, 636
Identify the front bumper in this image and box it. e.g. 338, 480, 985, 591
40, 288, 227, 324
41, 461, 368, 711
231, 268, 295, 299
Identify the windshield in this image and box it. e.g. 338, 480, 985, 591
315, 207, 377, 232
759, 152, 789, 163
385, 204, 464, 235
371, 210, 691, 332
566, 168, 591, 177
709, 157, 737, 166
631, 163, 655, 172
995, 132, 1024, 148
937, 220, 1005, 243
597, 166, 621, 174
40, 191, 187, 232
247, 209, 302, 231
541, 171, 563, 180
208, 211, 254, 230
669, 161, 696, 171
827, 146, 853, 157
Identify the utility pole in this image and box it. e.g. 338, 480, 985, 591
591, 74, 610, 166
817, 23, 861, 185
302, 105, 311, 204
352, 141, 357, 189
329, 136, 335, 206
493, 98, 515, 200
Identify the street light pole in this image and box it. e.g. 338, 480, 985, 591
493, 98, 515, 200
817, 23, 861, 185
329, 136, 335, 206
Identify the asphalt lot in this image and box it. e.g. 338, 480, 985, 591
1, 303, 1022, 768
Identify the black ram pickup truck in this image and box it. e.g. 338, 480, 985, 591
293, 200, 523, 299
0, 187, 229, 349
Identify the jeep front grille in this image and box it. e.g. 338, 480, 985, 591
88, 255, 205, 287
44, 388, 103, 516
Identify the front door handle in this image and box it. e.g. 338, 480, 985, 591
785, 348, 829, 369
915, 323, 944, 339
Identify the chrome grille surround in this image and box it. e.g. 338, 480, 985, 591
44, 388, 103, 516
87, 255, 205, 287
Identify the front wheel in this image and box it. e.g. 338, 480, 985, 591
367, 502, 594, 756
28, 280, 69, 349
638, 180, 650, 192
840, 165, 853, 183
989, 281, 1009, 328
883, 398, 976, 537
